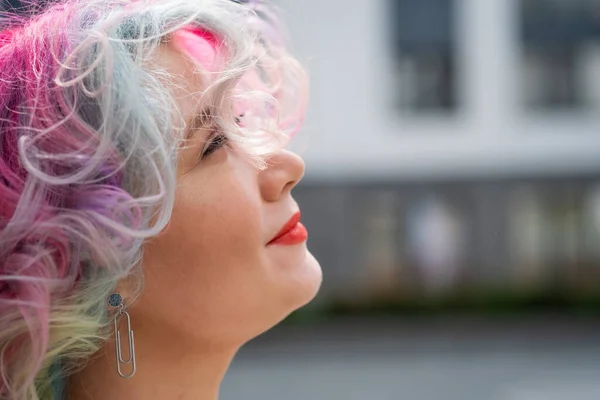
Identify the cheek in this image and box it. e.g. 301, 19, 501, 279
139, 158, 266, 328
158, 161, 262, 269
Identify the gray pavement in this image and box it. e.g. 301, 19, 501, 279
221, 316, 600, 400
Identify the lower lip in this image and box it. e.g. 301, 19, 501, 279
268, 222, 308, 246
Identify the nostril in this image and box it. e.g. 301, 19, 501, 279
282, 180, 296, 194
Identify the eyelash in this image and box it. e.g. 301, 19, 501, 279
201, 132, 229, 159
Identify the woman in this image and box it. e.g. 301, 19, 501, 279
0, 0, 322, 399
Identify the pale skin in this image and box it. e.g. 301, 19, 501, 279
68, 41, 322, 400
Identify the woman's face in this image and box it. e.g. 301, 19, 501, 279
128, 42, 322, 348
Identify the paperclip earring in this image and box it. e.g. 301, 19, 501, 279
108, 293, 136, 379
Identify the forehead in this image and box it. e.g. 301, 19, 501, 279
153, 43, 206, 124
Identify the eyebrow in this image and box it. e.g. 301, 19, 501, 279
184, 106, 212, 140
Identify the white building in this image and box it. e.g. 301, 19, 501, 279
280, 0, 600, 182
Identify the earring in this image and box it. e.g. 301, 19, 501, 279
108, 292, 136, 379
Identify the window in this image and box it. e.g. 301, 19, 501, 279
389, 0, 457, 112
520, 0, 600, 110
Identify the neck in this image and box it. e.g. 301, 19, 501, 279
68, 326, 238, 400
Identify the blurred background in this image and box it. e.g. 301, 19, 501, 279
4, 0, 600, 398
224, 1, 600, 399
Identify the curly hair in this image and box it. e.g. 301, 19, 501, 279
0, 0, 307, 398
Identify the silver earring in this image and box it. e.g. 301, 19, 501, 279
108, 293, 136, 379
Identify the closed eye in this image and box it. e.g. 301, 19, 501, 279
201, 132, 228, 159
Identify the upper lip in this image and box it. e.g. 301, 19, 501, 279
268, 211, 301, 244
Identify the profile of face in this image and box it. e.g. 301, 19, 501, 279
0, 2, 321, 398
124, 36, 322, 353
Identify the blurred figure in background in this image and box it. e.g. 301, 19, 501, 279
407, 195, 466, 295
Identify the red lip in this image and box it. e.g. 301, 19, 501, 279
267, 211, 308, 246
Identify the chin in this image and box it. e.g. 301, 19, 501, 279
247, 251, 322, 339
281, 250, 322, 311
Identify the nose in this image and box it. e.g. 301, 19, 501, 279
258, 149, 305, 202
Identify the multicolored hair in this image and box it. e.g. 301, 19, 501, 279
0, 0, 307, 399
